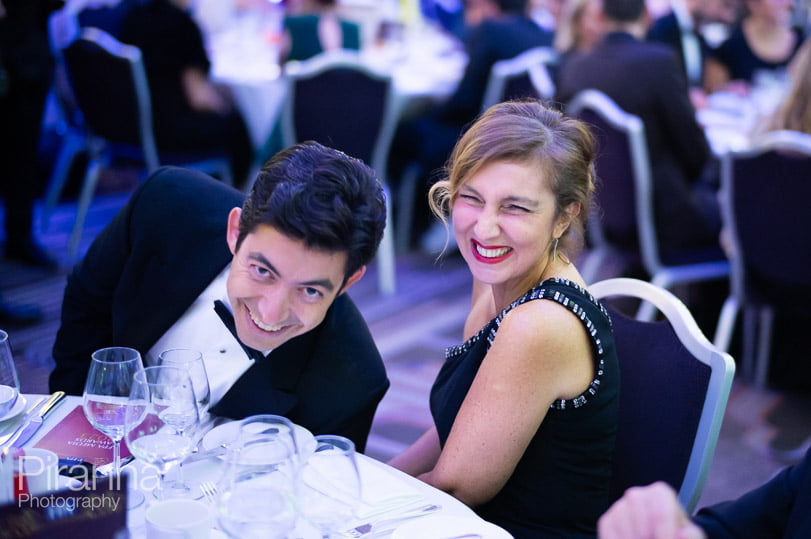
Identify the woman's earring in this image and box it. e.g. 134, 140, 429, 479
551, 237, 559, 263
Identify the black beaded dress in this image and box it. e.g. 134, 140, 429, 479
430, 278, 619, 538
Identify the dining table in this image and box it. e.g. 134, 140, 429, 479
6, 394, 511, 538
202, 9, 467, 154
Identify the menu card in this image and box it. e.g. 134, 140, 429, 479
33, 405, 131, 467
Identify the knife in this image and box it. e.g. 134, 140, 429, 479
7, 391, 66, 448
341, 503, 441, 537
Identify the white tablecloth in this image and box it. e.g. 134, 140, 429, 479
20, 394, 504, 538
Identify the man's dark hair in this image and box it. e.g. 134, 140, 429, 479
602, 0, 645, 22
238, 141, 386, 280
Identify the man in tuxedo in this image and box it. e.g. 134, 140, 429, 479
598, 448, 811, 538
49, 141, 389, 452
555, 0, 721, 260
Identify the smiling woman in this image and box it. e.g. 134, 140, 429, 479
387, 99, 619, 538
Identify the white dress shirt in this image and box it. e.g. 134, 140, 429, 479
147, 265, 255, 406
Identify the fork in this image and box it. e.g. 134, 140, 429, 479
199, 480, 218, 504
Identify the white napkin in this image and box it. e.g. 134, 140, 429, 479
354, 457, 427, 521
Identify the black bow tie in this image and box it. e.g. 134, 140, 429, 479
213, 300, 266, 362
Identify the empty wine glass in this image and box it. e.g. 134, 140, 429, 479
82, 347, 144, 479
125, 365, 199, 501
157, 348, 211, 418
157, 348, 211, 498
0, 331, 20, 417
238, 414, 299, 464
296, 435, 362, 538
216, 433, 298, 538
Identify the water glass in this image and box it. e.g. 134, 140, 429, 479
157, 349, 211, 498
0, 330, 20, 417
296, 435, 362, 538
238, 414, 300, 464
216, 434, 298, 538
125, 365, 199, 501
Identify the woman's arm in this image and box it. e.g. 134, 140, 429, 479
388, 426, 442, 477
421, 300, 594, 506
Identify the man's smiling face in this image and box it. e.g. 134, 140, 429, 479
224, 208, 364, 352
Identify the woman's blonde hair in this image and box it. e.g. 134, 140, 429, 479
428, 99, 597, 258
761, 37, 811, 135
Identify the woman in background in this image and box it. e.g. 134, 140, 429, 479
753, 35, 811, 135
389, 99, 619, 537
705, 0, 804, 94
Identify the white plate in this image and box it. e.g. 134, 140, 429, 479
201, 420, 316, 460
0, 393, 27, 423
391, 515, 513, 539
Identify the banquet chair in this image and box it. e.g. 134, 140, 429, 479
567, 89, 729, 320
713, 130, 811, 387
280, 50, 401, 295
480, 46, 559, 111
51, 27, 233, 263
590, 277, 735, 513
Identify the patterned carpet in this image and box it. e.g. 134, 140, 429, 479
2, 177, 810, 515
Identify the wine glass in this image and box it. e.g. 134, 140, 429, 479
296, 435, 362, 538
125, 365, 199, 501
0, 330, 21, 417
216, 433, 298, 538
82, 347, 144, 479
157, 348, 211, 419
238, 414, 300, 464
157, 348, 211, 498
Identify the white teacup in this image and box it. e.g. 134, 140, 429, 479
145, 498, 214, 539
18, 448, 59, 495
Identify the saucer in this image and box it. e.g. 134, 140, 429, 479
201, 421, 316, 460
0, 393, 26, 423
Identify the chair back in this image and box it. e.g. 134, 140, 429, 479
62, 26, 159, 170
280, 50, 401, 295
567, 90, 659, 275
481, 46, 558, 111
721, 130, 811, 305
591, 278, 735, 512
281, 50, 400, 176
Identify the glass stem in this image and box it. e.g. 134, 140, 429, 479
112, 439, 121, 478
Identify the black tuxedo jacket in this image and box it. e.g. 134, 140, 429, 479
555, 32, 718, 255
694, 448, 811, 537
49, 167, 390, 451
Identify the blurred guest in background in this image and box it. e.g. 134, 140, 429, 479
704, 0, 805, 95
751, 34, 811, 135
119, 0, 254, 188
556, 0, 722, 260
529, 0, 564, 31
388, 0, 554, 249
646, 0, 735, 108
0, 0, 62, 270
552, 0, 605, 83
599, 448, 811, 538
279, 0, 361, 63
389, 100, 619, 538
